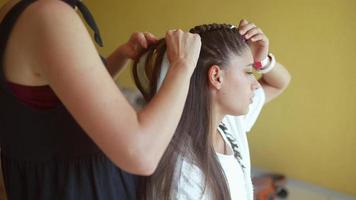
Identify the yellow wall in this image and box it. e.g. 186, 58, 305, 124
1, 0, 355, 196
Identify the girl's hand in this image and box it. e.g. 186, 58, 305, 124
119, 32, 159, 60
238, 19, 269, 62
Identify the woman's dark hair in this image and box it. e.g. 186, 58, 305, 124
133, 23, 248, 200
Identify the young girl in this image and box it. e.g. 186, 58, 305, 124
133, 20, 291, 200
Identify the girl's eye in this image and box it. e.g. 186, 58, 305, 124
246, 71, 254, 75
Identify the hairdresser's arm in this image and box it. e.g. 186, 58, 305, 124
30, 1, 201, 175
106, 32, 158, 77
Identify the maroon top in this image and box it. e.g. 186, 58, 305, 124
6, 81, 60, 109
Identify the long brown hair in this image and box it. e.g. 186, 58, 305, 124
133, 23, 248, 200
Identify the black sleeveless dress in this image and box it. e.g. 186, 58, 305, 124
0, 0, 137, 199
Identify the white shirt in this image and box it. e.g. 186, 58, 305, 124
173, 87, 266, 200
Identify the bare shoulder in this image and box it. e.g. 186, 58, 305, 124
1, 0, 85, 85
28, 0, 74, 13
28, 0, 101, 73
23, 0, 88, 49
0, 0, 79, 24
23, 0, 81, 26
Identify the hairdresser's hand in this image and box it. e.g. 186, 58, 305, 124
238, 19, 269, 62
165, 29, 201, 74
119, 32, 159, 61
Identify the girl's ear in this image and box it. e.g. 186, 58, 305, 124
208, 65, 224, 90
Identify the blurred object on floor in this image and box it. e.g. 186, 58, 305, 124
253, 173, 288, 200
252, 167, 356, 200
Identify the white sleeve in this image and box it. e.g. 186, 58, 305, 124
173, 161, 211, 200
243, 87, 266, 132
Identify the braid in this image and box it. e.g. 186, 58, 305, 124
189, 23, 238, 35
188, 23, 246, 72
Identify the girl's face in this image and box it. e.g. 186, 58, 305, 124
217, 50, 259, 116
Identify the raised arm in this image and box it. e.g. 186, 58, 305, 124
257, 62, 291, 103
106, 32, 158, 77
29, 0, 201, 175
238, 19, 291, 103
